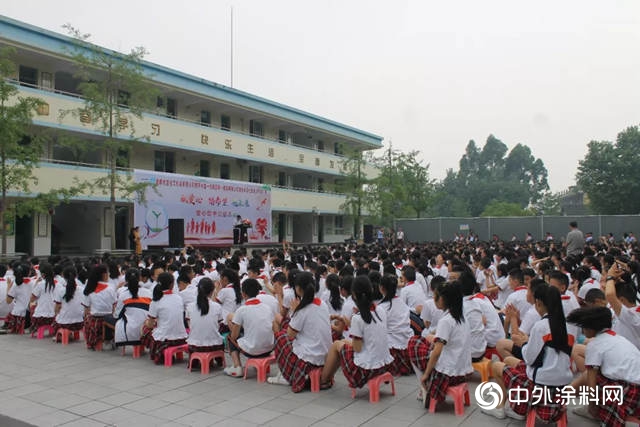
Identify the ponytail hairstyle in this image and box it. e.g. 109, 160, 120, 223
379, 274, 398, 309
352, 275, 379, 324
62, 266, 78, 303
436, 282, 464, 324
40, 262, 55, 293
293, 271, 316, 315
125, 268, 140, 299
220, 268, 241, 304
315, 265, 327, 294
325, 273, 343, 312
84, 264, 108, 296
533, 284, 571, 354
152, 272, 174, 302
196, 277, 214, 316
13, 263, 33, 287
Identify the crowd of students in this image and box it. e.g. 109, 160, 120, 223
0, 235, 639, 426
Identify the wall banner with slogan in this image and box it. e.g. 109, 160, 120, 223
133, 170, 272, 247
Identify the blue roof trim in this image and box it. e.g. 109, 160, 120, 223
0, 15, 383, 148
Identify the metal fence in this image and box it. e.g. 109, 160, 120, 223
395, 215, 640, 243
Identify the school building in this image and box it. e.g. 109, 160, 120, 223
0, 15, 382, 256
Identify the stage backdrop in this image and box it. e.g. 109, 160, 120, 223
134, 170, 272, 247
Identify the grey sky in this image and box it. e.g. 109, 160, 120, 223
3, 0, 639, 191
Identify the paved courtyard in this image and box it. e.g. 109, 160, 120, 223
0, 334, 599, 426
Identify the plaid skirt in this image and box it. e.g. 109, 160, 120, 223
140, 325, 154, 349
149, 337, 187, 365
424, 370, 467, 406
339, 343, 389, 389
6, 314, 25, 334
188, 344, 225, 354
52, 321, 84, 335
593, 372, 640, 427
503, 361, 565, 423
389, 347, 412, 376
274, 330, 321, 393
408, 335, 433, 372
84, 315, 104, 349
30, 316, 54, 331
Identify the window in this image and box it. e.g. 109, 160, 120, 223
199, 160, 210, 177
156, 96, 164, 108
19, 65, 38, 87
334, 142, 343, 155
278, 172, 287, 187
154, 151, 175, 173
220, 163, 230, 179
117, 90, 130, 107
278, 129, 287, 144
318, 178, 324, 193
334, 216, 344, 232
200, 110, 211, 127
220, 115, 231, 131
116, 147, 129, 168
249, 165, 263, 183
249, 120, 263, 137
41, 72, 52, 90
166, 97, 177, 118
317, 140, 325, 152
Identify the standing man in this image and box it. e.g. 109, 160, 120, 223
565, 221, 585, 257
396, 227, 404, 246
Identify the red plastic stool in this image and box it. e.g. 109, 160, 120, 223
188, 350, 226, 374
526, 408, 567, 427
121, 344, 145, 358
472, 358, 492, 382
243, 355, 276, 382
428, 382, 470, 416
350, 371, 396, 402
56, 328, 81, 345
308, 367, 323, 392
485, 347, 502, 361
164, 344, 189, 367
32, 325, 55, 339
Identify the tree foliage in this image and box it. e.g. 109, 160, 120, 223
576, 126, 640, 214
338, 145, 370, 239
481, 201, 534, 217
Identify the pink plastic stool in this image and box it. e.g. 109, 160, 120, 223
164, 344, 189, 367
121, 344, 145, 358
188, 351, 226, 374
32, 325, 55, 339
56, 328, 81, 345
308, 367, 322, 392
428, 382, 470, 416
243, 355, 276, 382
350, 371, 396, 402
526, 408, 567, 427
472, 358, 492, 382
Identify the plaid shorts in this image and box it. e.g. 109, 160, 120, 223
149, 337, 187, 365
274, 330, 321, 393
407, 335, 432, 372
593, 372, 640, 427
503, 361, 565, 423
83, 315, 104, 349
188, 344, 225, 354
425, 370, 467, 406
339, 343, 389, 389
389, 347, 412, 376
6, 314, 25, 334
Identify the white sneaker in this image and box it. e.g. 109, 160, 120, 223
572, 405, 597, 420
224, 366, 243, 377
481, 406, 506, 420
504, 405, 525, 421
267, 373, 290, 385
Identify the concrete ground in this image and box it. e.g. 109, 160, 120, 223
0, 334, 602, 426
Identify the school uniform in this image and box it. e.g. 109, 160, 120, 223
186, 300, 224, 353
494, 276, 512, 309
179, 285, 197, 311
401, 281, 426, 334
232, 297, 274, 356
503, 316, 573, 422
321, 294, 344, 317
590, 266, 602, 282
560, 292, 580, 340
585, 329, 640, 427
503, 286, 531, 326
216, 285, 241, 328
340, 305, 394, 389
462, 295, 487, 360
275, 298, 331, 392
81, 282, 117, 349
341, 296, 356, 320
114, 288, 152, 346
577, 278, 600, 301
147, 291, 188, 364
6, 278, 34, 333
31, 279, 57, 329
470, 293, 504, 347
420, 298, 444, 336
612, 305, 640, 350
257, 291, 279, 318
53, 284, 85, 333
379, 297, 413, 376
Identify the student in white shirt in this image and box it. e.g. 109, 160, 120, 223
5, 264, 34, 334
0, 265, 13, 320
502, 269, 531, 335
214, 268, 242, 334
399, 265, 427, 335
225, 279, 275, 377
114, 268, 152, 348
378, 274, 413, 376
573, 265, 600, 304
331, 275, 355, 339
82, 264, 117, 350
269, 272, 332, 391
483, 284, 573, 423
548, 270, 580, 340
30, 262, 58, 333
321, 275, 393, 390
605, 265, 640, 350
458, 271, 488, 361
53, 267, 85, 337
186, 278, 225, 369
143, 272, 188, 364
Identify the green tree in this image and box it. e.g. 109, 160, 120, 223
338, 145, 370, 239
481, 201, 534, 217
60, 25, 158, 249
576, 126, 640, 214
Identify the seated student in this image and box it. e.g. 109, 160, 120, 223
548, 270, 580, 340
605, 263, 640, 350
5, 264, 35, 334
330, 275, 355, 339
214, 268, 242, 334
378, 274, 413, 376
407, 281, 472, 407
52, 267, 85, 336
573, 265, 600, 305
502, 269, 531, 336
114, 268, 152, 348
482, 284, 573, 422
143, 272, 188, 364
483, 263, 511, 309
81, 264, 117, 350
467, 279, 505, 351
269, 272, 331, 391
458, 271, 488, 361
583, 255, 602, 282
30, 262, 58, 333
186, 278, 224, 365
224, 278, 275, 377
567, 306, 640, 426
399, 265, 427, 335
321, 275, 393, 390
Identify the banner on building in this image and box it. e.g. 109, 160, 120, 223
133, 170, 272, 247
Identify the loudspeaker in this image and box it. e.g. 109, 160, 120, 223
168, 218, 184, 248
363, 224, 374, 244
